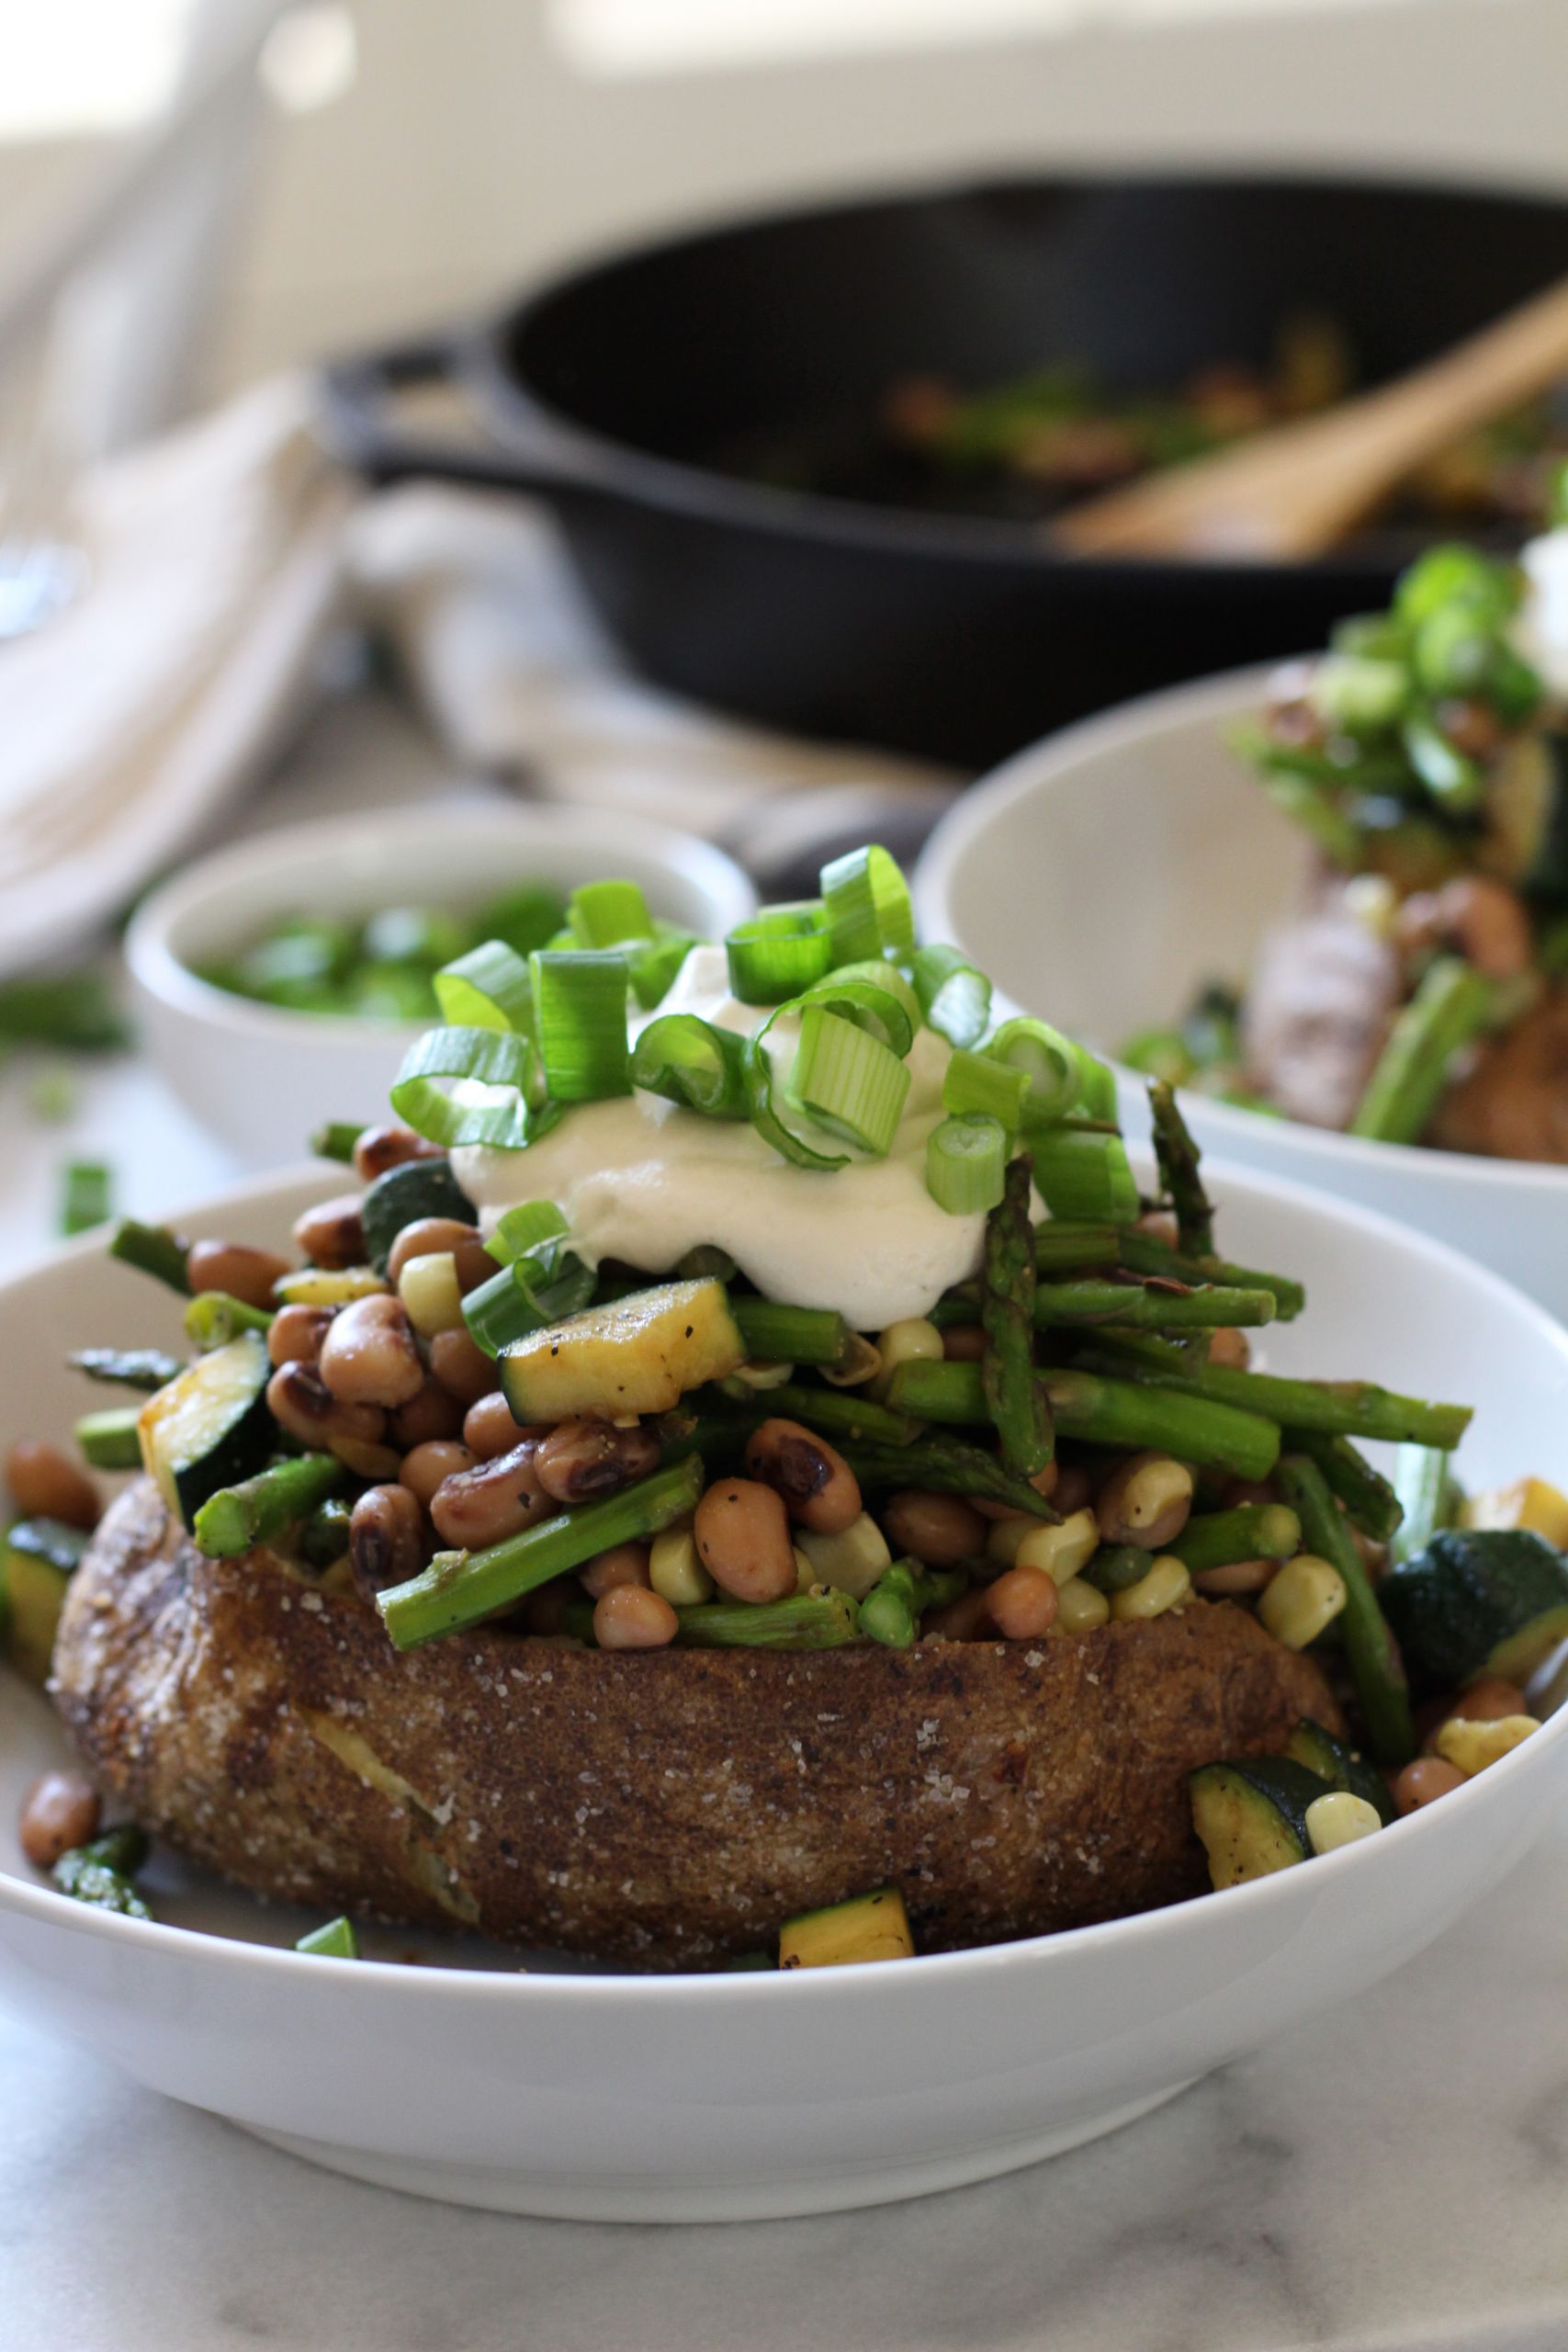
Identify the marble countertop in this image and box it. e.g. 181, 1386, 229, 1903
5, 691, 1568, 2352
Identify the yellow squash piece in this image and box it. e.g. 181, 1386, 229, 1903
500, 1277, 744, 1421
1461, 1477, 1568, 1551
779, 1886, 915, 1969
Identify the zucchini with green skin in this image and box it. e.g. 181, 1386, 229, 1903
68, 1346, 184, 1392
136, 1330, 274, 1532
2, 1517, 87, 1684
359, 1156, 475, 1273
1285, 1719, 1397, 1826
501, 1280, 745, 1422
73, 1406, 144, 1470
1483, 730, 1568, 900
1381, 1527, 1568, 1695
1189, 1757, 1334, 1889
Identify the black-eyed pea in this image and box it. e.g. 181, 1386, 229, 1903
186, 1238, 292, 1310
399, 1441, 476, 1510
428, 1327, 499, 1407
429, 1442, 548, 1550
351, 1124, 444, 1182
267, 1302, 336, 1370
742, 1418, 861, 1534
387, 1217, 487, 1288
463, 1391, 530, 1460
292, 1194, 367, 1272
5, 1440, 100, 1531
579, 1542, 652, 1600
348, 1483, 424, 1604
318, 1293, 424, 1409
593, 1585, 679, 1650
17, 1770, 101, 1869
534, 1419, 659, 1505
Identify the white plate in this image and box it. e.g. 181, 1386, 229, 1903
3, 1160, 1568, 2222
914, 668, 1568, 1322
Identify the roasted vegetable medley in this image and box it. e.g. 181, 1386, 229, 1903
1124, 537, 1568, 1160
7, 848, 1567, 1966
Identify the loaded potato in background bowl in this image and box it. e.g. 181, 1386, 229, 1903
6, 846, 1568, 2218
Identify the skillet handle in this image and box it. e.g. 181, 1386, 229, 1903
318, 335, 596, 498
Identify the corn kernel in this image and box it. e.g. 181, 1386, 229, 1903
1461, 1477, 1568, 1550
274, 1264, 388, 1308
398, 1250, 464, 1338
1304, 1790, 1382, 1856
1258, 1554, 1346, 1650
1434, 1713, 1540, 1778
1011, 1508, 1100, 1588
649, 1526, 714, 1608
796, 1511, 890, 1598
869, 1317, 942, 1401
1111, 1554, 1191, 1621
1054, 1576, 1111, 1634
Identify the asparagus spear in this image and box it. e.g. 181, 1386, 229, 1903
52, 1825, 151, 1918
1280, 1428, 1402, 1543
1148, 1080, 1214, 1256
730, 1299, 848, 1365
379, 1455, 705, 1649
300, 1494, 354, 1570
840, 1438, 1058, 1519
1274, 1454, 1415, 1766
1081, 1544, 1155, 1593
1168, 1503, 1301, 1575
68, 1345, 184, 1391
1034, 1279, 1277, 1330
982, 1156, 1053, 1478
1348, 956, 1495, 1146
1389, 1443, 1457, 1566
109, 1217, 191, 1295
194, 1453, 344, 1558
1114, 1230, 1306, 1320
1032, 1224, 1122, 1273
1079, 1334, 1472, 1450
185, 1291, 276, 1349
886, 1360, 1280, 1481
706, 1383, 916, 1447
310, 1121, 364, 1164
860, 1559, 968, 1648
674, 1589, 862, 1649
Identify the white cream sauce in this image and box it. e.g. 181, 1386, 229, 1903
451, 945, 987, 1329
1518, 526, 1568, 699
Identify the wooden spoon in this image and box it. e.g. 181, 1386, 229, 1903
1054, 269, 1568, 561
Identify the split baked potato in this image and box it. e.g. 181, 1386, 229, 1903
53, 1476, 1340, 1966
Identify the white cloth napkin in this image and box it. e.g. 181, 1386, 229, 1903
0, 379, 953, 976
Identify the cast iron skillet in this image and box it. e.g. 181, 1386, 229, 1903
323, 172, 1568, 769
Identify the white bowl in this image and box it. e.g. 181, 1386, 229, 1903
4, 1159, 1567, 2222
915, 667, 1568, 1322
125, 804, 756, 1165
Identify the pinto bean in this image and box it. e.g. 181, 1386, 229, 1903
317, 1294, 424, 1409
389, 1379, 465, 1448
693, 1478, 796, 1604
186, 1239, 291, 1310
429, 1442, 549, 1549
292, 1193, 367, 1271
349, 1483, 425, 1603
352, 1125, 444, 1182
535, 1419, 660, 1506
921, 1587, 994, 1643
267, 1302, 335, 1370
593, 1585, 679, 1650
882, 1488, 987, 1567
18, 1770, 101, 1868
743, 1419, 862, 1534
266, 1363, 387, 1455
400, 1442, 476, 1509
428, 1327, 498, 1407
388, 1217, 485, 1287
579, 1542, 652, 1599
5, 1440, 99, 1531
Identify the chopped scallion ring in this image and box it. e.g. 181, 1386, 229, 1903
795, 970, 914, 1058
389, 1025, 540, 1150
486, 1200, 569, 1267
926, 1112, 1008, 1214
741, 1011, 848, 1171
631, 1013, 749, 1117
942, 1046, 1027, 1135
790, 1002, 910, 1156
529, 951, 632, 1102
568, 878, 655, 948
819, 844, 915, 965
725, 904, 832, 1005
626, 927, 697, 1010
985, 1016, 1084, 1124
909, 944, 991, 1049
434, 941, 536, 1035
1031, 1127, 1140, 1224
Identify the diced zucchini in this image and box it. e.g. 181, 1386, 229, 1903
1461, 1477, 1568, 1551
1482, 730, 1568, 899
779, 1886, 915, 1969
360, 1157, 475, 1273
1189, 1757, 1333, 1890
500, 1278, 744, 1421
1381, 1527, 1568, 1696
74, 1405, 144, 1470
1, 1519, 85, 1684
273, 1265, 387, 1309
137, 1329, 274, 1532
1285, 1718, 1396, 1826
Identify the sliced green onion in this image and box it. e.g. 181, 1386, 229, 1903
1031, 1128, 1139, 1223
631, 1013, 748, 1117
790, 1003, 910, 1156
434, 941, 536, 1035
390, 1025, 538, 1149
310, 1121, 362, 1164
464, 1238, 595, 1358
626, 927, 697, 1010
529, 952, 631, 1102
568, 877, 655, 948
985, 1017, 1083, 1123
926, 1113, 1008, 1214
909, 944, 991, 1048
296, 1915, 360, 1960
1070, 1046, 1119, 1121
463, 1266, 547, 1355
742, 1012, 847, 1172
796, 963, 916, 1057
819, 845, 915, 965
60, 1159, 112, 1237
109, 1217, 191, 1294
73, 1406, 143, 1470
942, 1046, 1027, 1133
725, 904, 832, 1005
486, 1200, 569, 1267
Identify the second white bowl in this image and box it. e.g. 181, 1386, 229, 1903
126, 803, 756, 1165
915, 667, 1568, 1322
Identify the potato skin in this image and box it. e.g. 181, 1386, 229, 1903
53, 1480, 1341, 1967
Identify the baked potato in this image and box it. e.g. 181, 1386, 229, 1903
53, 1477, 1341, 1966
